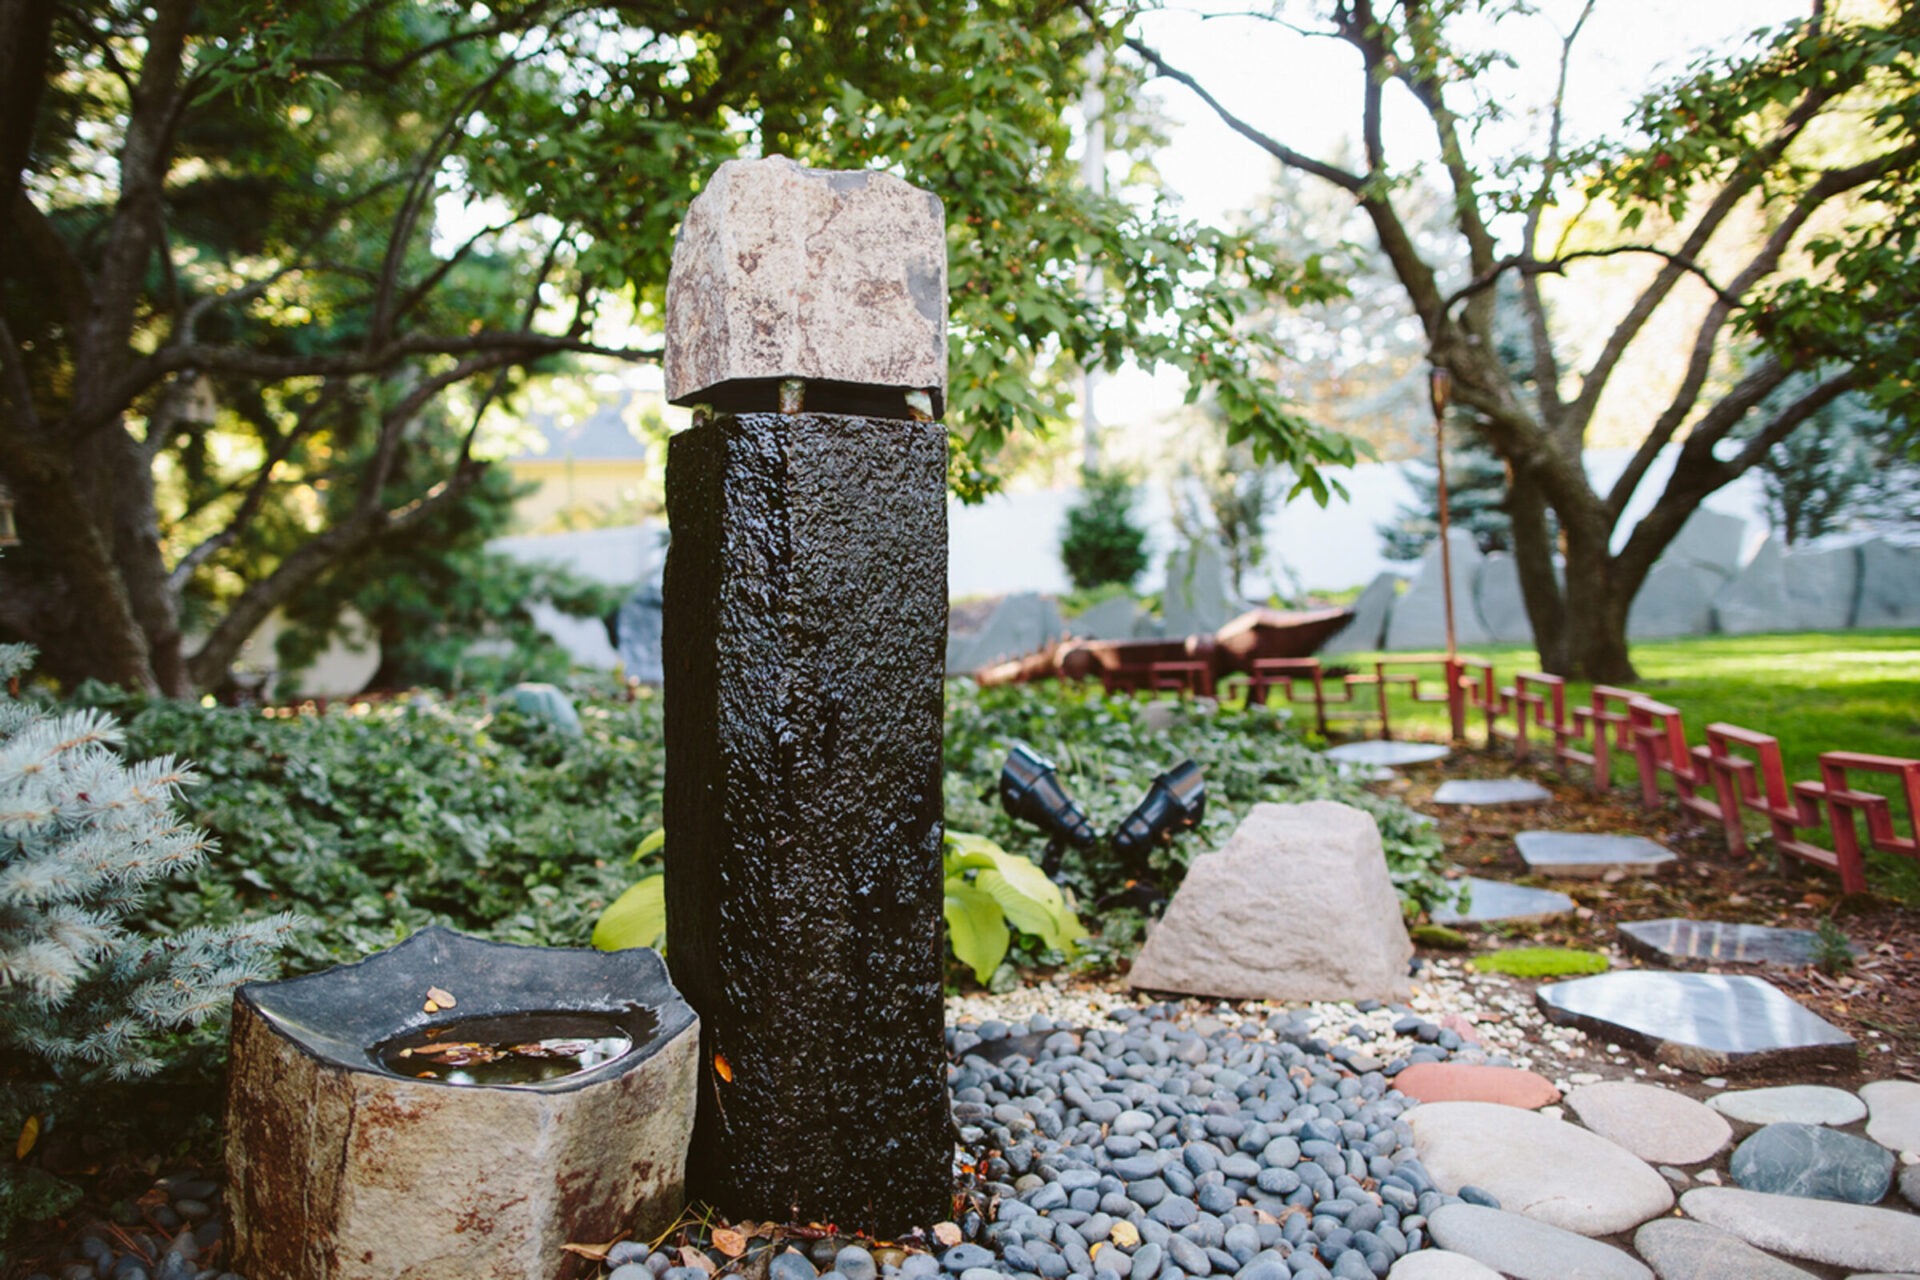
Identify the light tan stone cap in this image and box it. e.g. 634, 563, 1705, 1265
665, 155, 948, 417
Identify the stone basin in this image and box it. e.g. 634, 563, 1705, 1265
225, 927, 699, 1280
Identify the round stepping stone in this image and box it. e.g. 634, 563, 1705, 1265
1565, 1082, 1732, 1165
1385, 1251, 1503, 1279
1679, 1186, 1920, 1272
1406, 1100, 1673, 1236
1426, 1203, 1651, 1280
1324, 740, 1451, 767
1862, 1079, 1920, 1154
1516, 832, 1675, 878
1536, 972, 1856, 1074
1631, 1218, 1820, 1280
1392, 1063, 1561, 1109
1433, 778, 1552, 806
1730, 1122, 1895, 1203
1707, 1085, 1867, 1127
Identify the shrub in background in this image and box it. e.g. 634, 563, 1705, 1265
0, 645, 296, 1241
1060, 468, 1150, 592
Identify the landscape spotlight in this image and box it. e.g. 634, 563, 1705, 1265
1110, 759, 1206, 870
998, 744, 1097, 875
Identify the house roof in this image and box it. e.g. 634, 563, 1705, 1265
508, 393, 654, 463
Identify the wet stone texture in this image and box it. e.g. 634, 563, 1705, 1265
224, 928, 699, 1280
1535, 972, 1856, 1075
663, 411, 951, 1234
1618, 918, 1840, 969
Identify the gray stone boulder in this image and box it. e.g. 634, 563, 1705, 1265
1384, 530, 1489, 650
1712, 538, 1791, 635
1067, 594, 1145, 641
1161, 541, 1234, 639
1666, 508, 1749, 580
1854, 539, 1920, 627
1473, 552, 1539, 645
1323, 571, 1400, 655
1127, 801, 1413, 1002
665, 156, 947, 415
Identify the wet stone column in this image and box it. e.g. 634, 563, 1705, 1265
661, 156, 951, 1235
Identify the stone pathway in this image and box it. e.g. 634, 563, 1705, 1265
1617, 918, 1838, 969
1515, 831, 1675, 877
1535, 970, 1857, 1073
1323, 740, 1452, 768
1430, 876, 1575, 925
1431, 778, 1553, 806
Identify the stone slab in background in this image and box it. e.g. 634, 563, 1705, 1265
1628, 561, 1724, 639
1407, 1101, 1673, 1236
665, 157, 947, 415
1631, 1219, 1820, 1280
1515, 831, 1674, 877
1666, 508, 1749, 580
947, 591, 1066, 674
1781, 544, 1861, 629
1564, 1081, 1732, 1165
1128, 801, 1413, 1002
1425, 1203, 1653, 1280
1536, 972, 1856, 1074
1711, 538, 1790, 636
1854, 539, 1920, 628
1472, 552, 1537, 645
1161, 540, 1234, 639
1067, 594, 1145, 641
1433, 778, 1552, 806
1729, 1122, 1894, 1203
1618, 918, 1839, 969
1431, 877, 1575, 924
1679, 1186, 1920, 1272
1323, 570, 1401, 655
1384, 530, 1490, 651
1706, 1085, 1867, 1128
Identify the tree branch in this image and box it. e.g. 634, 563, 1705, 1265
1518, 0, 1596, 433
0, 313, 40, 435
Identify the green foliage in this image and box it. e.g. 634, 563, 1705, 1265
943, 680, 1456, 916
72, 678, 662, 974
1741, 369, 1891, 547
1409, 923, 1473, 951
1060, 469, 1151, 592
943, 830, 1084, 985
1467, 947, 1610, 977
1377, 433, 1523, 562
1812, 917, 1855, 977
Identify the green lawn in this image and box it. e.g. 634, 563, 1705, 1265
1283, 630, 1920, 896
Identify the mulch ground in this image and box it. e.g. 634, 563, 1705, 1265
1383, 741, 1920, 1087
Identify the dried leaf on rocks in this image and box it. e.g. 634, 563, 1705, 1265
427, 986, 456, 1007
713, 1226, 748, 1258
560, 1238, 626, 1261
680, 1244, 718, 1274
1109, 1222, 1139, 1248
932, 1222, 963, 1248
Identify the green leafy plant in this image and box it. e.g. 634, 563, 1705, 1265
1467, 947, 1610, 977
943, 830, 1085, 985
1811, 917, 1856, 976
593, 830, 667, 953
1060, 469, 1151, 593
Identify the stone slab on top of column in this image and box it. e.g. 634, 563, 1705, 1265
664, 155, 948, 419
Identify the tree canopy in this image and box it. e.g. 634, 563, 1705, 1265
1, 0, 1359, 694
1113, 0, 1920, 679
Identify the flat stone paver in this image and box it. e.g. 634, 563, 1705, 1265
1679, 1186, 1920, 1272
1517, 832, 1675, 877
1392, 1063, 1561, 1109
1431, 876, 1576, 924
1618, 918, 1840, 969
1406, 1100, 1673, 1236
1707, 1085, 1867, 1127
1730, 1122, 1895, 1203
1535, 972, 1856, 1074
1862, 1079, 1920, 1153
1426, 1203, 1652, 1280
1631, 1218, 1820, 1280
1385, 1250, 1504, 1279
1564, 1081, 1731, 1165
1433, 778, 1552, 806
1324, 739, 1451, 767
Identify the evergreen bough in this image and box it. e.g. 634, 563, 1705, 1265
1, 645, 296, 1236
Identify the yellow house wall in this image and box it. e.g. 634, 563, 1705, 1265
508, 458, 651, 532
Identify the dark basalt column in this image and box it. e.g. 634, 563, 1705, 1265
664, 410, 950, 1233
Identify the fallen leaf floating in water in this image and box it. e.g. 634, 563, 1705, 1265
713, 1052, 733, 1082
712, 1227, 748, 1258
427, 986, 456, 1007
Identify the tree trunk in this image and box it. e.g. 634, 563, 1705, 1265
80, 425, 190, 695
1559, 520, 1639, 685
1505, 464, 1567, 674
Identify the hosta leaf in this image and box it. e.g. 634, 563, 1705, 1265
592, 874, 666, 953
943, 878, 1010, 985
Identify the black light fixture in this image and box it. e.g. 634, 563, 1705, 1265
1110, 759, 1206, 870
998, 744, 1097, 875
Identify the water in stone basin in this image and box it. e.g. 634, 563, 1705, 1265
374, 1010, 647, 1087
